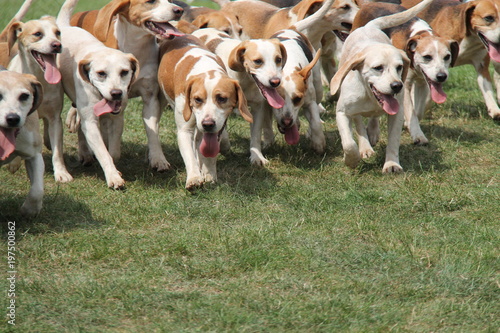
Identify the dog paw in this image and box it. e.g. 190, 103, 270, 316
359, 147, 375, 159
20, 201, 42, 217
150, 156, 171, 172
54, 170, 74, 183
413, 135, 429, 145
311, 137, 326, 154
107, 174, 126, 190
250, 148, 269, 166
382, 161, 403, 174
7, 157, 22, 174
186, 176, 204, 191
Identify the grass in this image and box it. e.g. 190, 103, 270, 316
1, 0, 500, 332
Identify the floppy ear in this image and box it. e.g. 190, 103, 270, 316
26, 74, 43, 115
228, 41, 247, 72
405, 35, 421, 69
298, 48, 321, 81
330, 52, 365, 96
449, 40, 459, 67
78, 57, 92, 84
192, 14, 210, 29
127, 54, 140, 89
296, 0, 324, 20
7, 22, 22, 56
277, 40, 287, 68
94, 0, 130, 42
183, 77, 196, 122
400, 50, 410, 82
233, 80, 252, 123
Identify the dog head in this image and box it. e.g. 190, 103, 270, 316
294, 0, 359, 41
182, 71, 252, 158
8, 16, 62, 84
0, 70, 43, 160
78, 49, 139, 117
406, 33, 459, 104
192, 11, 243, 39
94, 0, 185, 41
274, 49, 321, 145
331, 44, 409, 115
228, 38, 287, 108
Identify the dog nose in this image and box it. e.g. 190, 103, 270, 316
436, 72, 448, 83
51, 41, 62, 53
173, 6, 183, 19
390, 81, 403, 94
282, 117, 293, 128
202, 119, 216, 131
6, 113, 21, 127
269, 77, 281, 88
110, 89, 123, 101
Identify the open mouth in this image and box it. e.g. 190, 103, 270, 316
423, 72, 447, 104
31, 51, 61, 84
478, 32, 500, 62
144, 21, 184, 40
371, 85, 399, 115
0, 127, 20, 161
199, 120, 227, 158
333, 30, 349, 42
277, 121, 300, 145
251, 74, 285, 109
93, 98, 122, 117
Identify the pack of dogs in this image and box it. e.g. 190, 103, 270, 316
1, 0, 499, 216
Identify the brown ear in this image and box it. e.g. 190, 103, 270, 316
192, 14, 210, 29
405, 35, 421, 69
228, 41, 247, 72
277, 40, 287, 68
7, 22, 22, 56
27, 74, 43, 115
400, 50, 410, 82
78, 57, 92, 83
234, 80, 252, 123
94, 0, 130, 42
183, 78, 195, 122
449, 40, 459, 67
127, 54, 140, 89
176, 19, 198, 34
330, 52, 365, 96
298, 48, 321, 81
295, 0, 324, 20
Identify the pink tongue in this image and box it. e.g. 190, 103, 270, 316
430, 81, 447, 104
381, 94, 400, 115
0, 127, 17, 161
488, 42, 500, 62
94, 98, 118, 117
164, 27, 185, 38
42, 54, 61, 84
262, 86, 285, 109
284, 124, 300, 145
199, 132, 220, 158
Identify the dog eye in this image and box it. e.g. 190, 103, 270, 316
254, 59, 263, 66
423, 55, 433, 61
55, 30, 61, 37
275, 57, 282, 65
292, 96, 302, 105
484, 15, 495, 23
19, 93, 30, 102
194, 97, 203, 104
33, 31, 42, 37
396, 65, 403, 72
146, 0, 156, 4
342, 4, 351, 10
373, 65, 383, 71
0, 94, 3, 101
216, 95, 228, 104
120, 70, 129, 77
97, 71, 107, 78
223, 29, 230, 35
444, 54, 451, 61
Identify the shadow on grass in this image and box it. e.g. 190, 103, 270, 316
0, 192, 103, 234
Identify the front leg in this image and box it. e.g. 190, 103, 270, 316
354, 116, 375, 160
304, 101, 326, 154
249, 102, 269, 166
383, 110, 404, 174
404, 77, 429, 145
474, 55, 500, 120
336, 108, 360, 169
20, 152, 44, 217
175, 112, 203, 190
99, 113, 125, 162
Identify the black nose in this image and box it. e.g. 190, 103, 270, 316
51, 41, 62, 53
391, 81, 403, 94
173, 6, 183, 19
110, 89, 123, 101
269, 77, 281, 88
202, 119, 216, 131
6, 113, 21, 127
436, 72, 448, 83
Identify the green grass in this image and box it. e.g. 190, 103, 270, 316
1, 0, 500, 332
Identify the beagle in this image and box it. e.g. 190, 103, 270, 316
70, 0, 184, 171
157, 34, 252, 190
330, 0, 432, 173
7, 16, 71, 183
57, 0, 139, 189
0, 69, 44, 216
192, 28, 287, 166
352, 2, 459, 145
401, 0, 500, 120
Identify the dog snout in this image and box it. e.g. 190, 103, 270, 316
281, 116, 293, 128
390, 81, 403, 94
269, 77, 281, 88
436, 72, 448, 83
51, 41, 62, 53
173, 6, 184, 20
202, 118, 216, 132
6, 113, 21, 127
110, 89, 123, 101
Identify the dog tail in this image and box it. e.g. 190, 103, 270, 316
0, 0, 33, 41
56, 0, 79, 28
366, 0, 432, 31
291, 0, 335, 33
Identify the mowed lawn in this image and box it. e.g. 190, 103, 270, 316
1, 0, 499, 331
